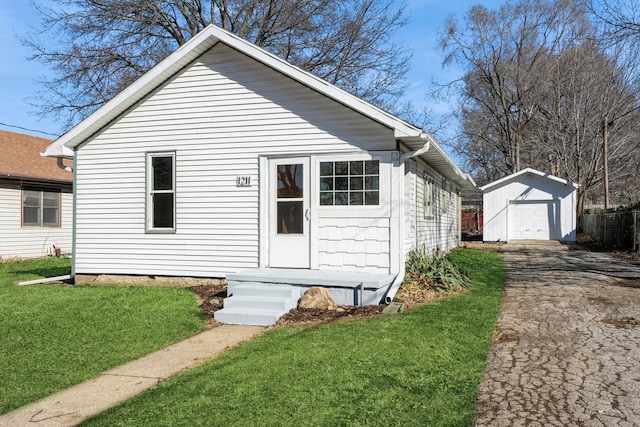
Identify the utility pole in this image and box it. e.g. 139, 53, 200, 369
603, 114, 610, 209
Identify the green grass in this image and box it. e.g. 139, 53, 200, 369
84, 248, 504, 427
0, 257, 205, 415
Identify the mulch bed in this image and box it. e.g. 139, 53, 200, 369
188, 283, 453, 327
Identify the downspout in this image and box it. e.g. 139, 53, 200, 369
57, 157, 73, 173
384, 134, 431, 304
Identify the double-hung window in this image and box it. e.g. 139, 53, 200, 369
423, 174, 434, 218
22, 189, 60, 227
147, 152, 175, 232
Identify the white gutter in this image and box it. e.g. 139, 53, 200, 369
384, 135, 431, 304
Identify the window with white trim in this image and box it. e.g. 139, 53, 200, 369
423, 174, 434, 218
319, 160, 379, 206
147, 152, 175, 231
22, 189, 60, 227
442, 178, 449, 213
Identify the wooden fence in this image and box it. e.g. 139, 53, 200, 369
582, 209, 640, 252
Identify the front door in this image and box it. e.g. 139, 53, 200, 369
269, 157, 310, 268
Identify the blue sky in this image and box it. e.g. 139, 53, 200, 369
0, 1, 502, 139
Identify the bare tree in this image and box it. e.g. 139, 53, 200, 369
24, 0, 410, 128
440, 0, 589, 177
532, 40, 640, 218
439, 0, 640, 225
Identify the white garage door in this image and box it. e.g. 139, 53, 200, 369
508, 202, 556, 240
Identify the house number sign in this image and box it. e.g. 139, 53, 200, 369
236, 176, 252, 187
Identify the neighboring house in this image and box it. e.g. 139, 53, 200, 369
44, 25, 474, 323
0, 130, 73, 260
481, 168, 579, 242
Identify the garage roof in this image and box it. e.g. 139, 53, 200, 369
480, 168, 579, 192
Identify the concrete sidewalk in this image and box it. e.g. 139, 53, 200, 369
0, 324, 264, 426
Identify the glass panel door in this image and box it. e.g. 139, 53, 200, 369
269, 157, 310, 268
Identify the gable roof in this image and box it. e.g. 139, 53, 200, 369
0, 130, 72, 184
43, 24, 474, 188
480, 168, 579, 192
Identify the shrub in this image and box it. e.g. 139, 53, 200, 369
403, 246, 472, 292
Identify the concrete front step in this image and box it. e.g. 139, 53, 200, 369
214, 307, 286, 326
228, 282, 299, 298
223, 295, 298, 311
214, 283, 300, 326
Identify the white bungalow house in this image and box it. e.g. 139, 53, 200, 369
1, 130, 73, 260
44, 25, 475, 324
481, 168, 579, 242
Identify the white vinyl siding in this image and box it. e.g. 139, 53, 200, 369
317, 217, 390, 273
405, 159, 460, 256
0, 184, 72, 259
73, 43, 395, 278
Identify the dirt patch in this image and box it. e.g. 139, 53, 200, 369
460, 241, 505, 251
188, 284, 455, 327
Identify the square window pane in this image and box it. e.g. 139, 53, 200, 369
350, 192, 363, 205
335, 177, 348, 190
335, 192, 348, 205
320, 177, 333, 191
365, 191, 379, 205
23, 207, 40, 225
43, 192, 59, 207
153, 193, 174, 228
335, 161, 349, 175
349, 161, 363, 175
277, 164, 303, 198
277, 201, 303, 234
365, 176, 379, 190
320, 192, 333, 206
152, 157, 173, 191
350, 177, 363, 190
43, 208, 59, 226
23, 190, 40, 207
365, 160, 379, 175
319, 162, 333, 176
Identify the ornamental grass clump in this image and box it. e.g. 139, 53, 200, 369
404, 246, 472, 292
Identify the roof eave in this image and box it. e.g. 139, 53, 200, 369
45, 24, 424, 156
398, 133, 476, 189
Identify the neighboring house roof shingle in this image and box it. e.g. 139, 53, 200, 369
0, 129, 72, 184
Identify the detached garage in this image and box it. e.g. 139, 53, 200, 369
481, 168, 579, 242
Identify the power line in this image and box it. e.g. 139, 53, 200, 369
0, 121, 60, 137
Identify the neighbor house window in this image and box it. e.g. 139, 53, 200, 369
147, 152, 175, 231
423, 174, 434, 218
319, 160, 379, 206
22, 189, 60, 227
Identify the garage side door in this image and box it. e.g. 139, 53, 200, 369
508, 202, 556, 240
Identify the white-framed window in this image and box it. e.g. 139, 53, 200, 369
319, 159, 380, 206
22, 189, 60, 227
424, 173, 434, 218
442, 177, 449, 213
147, 152, 175, 232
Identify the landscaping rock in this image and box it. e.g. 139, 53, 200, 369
299, 287, 335, 309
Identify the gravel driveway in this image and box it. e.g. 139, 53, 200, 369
473, 241, 640, 426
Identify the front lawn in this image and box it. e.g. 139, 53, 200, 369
84, 248, 504, 426
0, 257, 205, 415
